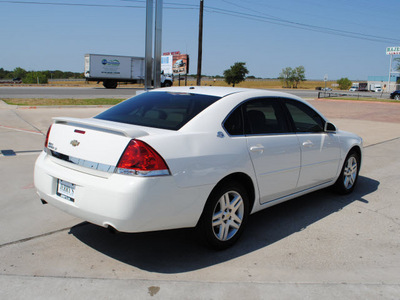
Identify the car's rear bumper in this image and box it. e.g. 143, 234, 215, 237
34, 151, 211, 232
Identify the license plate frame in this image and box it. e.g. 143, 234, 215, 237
57, 179, 76, 202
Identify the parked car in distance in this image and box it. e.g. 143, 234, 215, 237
349, 87, 358, 92
34, 87, 363, 249
390, 90, 400, 100
321, 87, 332, 91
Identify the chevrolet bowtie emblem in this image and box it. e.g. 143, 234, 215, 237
70, 140, 80, 147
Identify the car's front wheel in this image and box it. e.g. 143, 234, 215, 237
394, 94, 400, 100
333, 151, 360, 194
198, 182, 249, 250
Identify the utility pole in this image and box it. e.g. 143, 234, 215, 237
145, 0, 163, 90
153, 0, 163, 88
196, 0, 204, 86
145, 0, 153, 90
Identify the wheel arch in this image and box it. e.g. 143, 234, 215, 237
198, 172, 256, 224
349, 145, 362, 166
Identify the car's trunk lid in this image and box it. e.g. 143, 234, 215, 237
47, 117, 152, 167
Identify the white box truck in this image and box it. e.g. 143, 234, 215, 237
84, 54, 173, 89
369, 83, 382, 92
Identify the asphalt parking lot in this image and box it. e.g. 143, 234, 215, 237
1, 95, 400, 299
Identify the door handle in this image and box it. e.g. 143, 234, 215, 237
302, 140, 314, 148
250, 145, 264, 153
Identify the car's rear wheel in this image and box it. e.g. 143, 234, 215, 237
333, 151, 360, 194
198, 182, 249, 250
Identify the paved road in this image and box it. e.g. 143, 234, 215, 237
1, 99, 399, 299
0, 86, 323, 99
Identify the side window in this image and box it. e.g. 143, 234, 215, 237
224, 107, 243, 136
243, 98, 287, 135
285, 100, 324, 133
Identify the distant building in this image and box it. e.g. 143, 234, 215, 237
368, 74, 400, 92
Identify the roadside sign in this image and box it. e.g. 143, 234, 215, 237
386, 47, 400, 55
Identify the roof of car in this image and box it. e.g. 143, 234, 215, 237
151, 86, 297, 99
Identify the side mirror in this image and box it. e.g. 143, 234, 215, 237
325, 122, 336, 133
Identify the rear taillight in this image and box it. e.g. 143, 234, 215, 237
44, 125, 52, 148
116, 140, 170, 176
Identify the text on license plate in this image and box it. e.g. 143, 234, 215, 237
57, 179, 75, 201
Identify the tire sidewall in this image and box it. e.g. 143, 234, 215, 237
198, 182, 250, 250
334, 151, 360, 194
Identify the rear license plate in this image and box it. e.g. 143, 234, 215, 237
57, 179, 75, 202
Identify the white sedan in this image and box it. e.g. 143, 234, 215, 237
34, 87, 363, 249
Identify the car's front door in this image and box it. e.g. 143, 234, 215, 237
284, 100, 341, 190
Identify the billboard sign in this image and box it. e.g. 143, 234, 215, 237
386, 47, 400, 55
163, 51, 189, 75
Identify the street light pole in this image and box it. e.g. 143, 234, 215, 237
196, 0, 204, 86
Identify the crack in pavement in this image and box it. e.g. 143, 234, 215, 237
0, 223, 88, 249
10, 110, 45, 135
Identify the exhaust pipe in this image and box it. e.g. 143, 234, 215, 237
41, 199, 48, 205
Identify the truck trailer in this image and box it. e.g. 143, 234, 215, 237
84, 54, 173, 89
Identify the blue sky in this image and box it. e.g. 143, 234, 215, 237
0, 0, 399, 80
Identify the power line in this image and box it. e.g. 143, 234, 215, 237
1, 0, 399, 44
205, 4, 400, 44
0, 0, 197, 9
0, 0, 145, 8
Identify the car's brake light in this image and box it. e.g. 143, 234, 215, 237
44, 125, 52, 148
116, 140, 170, 176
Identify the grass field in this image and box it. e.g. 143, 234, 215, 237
48, 79, 332, 90
2, 98, 124, 106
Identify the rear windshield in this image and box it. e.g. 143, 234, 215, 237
95, 91, 221, 130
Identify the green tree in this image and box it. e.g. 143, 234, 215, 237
0, 68, 12, 79
395, 58, 400, 72
292, 66, 306, 88
279, 67, 294, 88
13, 67, 27, 79
23, 71, 48, 84
337, 77, 352, 90
223, 62, 249, 87
279, 66, 306, 88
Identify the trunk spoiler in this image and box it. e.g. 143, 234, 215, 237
53, 117, 149, 139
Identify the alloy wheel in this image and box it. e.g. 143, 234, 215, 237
212, 191, 244, 241
343, 156, 358, 190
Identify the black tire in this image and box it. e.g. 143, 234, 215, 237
333, 151, 360, 194
163, 80, 172, 87
197, 182, 249, 250
103, 80, 118, 89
